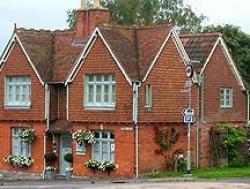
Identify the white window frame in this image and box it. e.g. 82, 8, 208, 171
145, 84, 152, 109
220, 88, 233, 108
84, 74, 116, 110
91, 131, 115, 163
5, 76, 31, 108
12, 128, 31, 157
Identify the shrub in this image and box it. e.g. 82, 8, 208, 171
44, 152, 57, 162
64, 153, 73, 163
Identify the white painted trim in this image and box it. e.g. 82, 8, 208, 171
200, 37, 245, 90
65, 28, 99, 85
0, 33, 44, 86
66, 85, 69, 121
142, 30, 172, 82
200, 38, 220, 74
219, 37, 246, 91
65, 27, 132, 86
142, 28, 190, 82
96, 28, 132, 85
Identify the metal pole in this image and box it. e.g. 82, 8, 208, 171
187, 77, 192, 174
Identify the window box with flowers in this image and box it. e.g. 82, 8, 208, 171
85, 159, 117, 175
3, 155, 34, 167
19, 128, 36, 144
72, 130, 96, 155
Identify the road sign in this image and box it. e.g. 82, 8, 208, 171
184, 114, 195, 124
182, 108, 195, 116
185, 65, 194, 78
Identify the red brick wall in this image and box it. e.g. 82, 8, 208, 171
58, 85, 67, 120
138, 38, 199, 122
0, 43, 45, 121
139, 123, 197, 173
72, 123, 135, 178
0, 121, 46, 173
203, 45, 247, 122
68, 37, 132, 122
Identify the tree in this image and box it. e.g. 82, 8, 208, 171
67, 0, 206, 33
203, 24, 250, 83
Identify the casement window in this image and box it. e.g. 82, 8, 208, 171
84, 74, 115, 110
92, 131, 115, 162
220, 88, 233, 108
5, 76, 31, 107
145, 84, 152, 108
12, 128, 30, 157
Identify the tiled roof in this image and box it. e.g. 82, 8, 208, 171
15, 23, 173, 83
99, 23, 172, 80
16, 28, 83, 83
180, 33, 221, 71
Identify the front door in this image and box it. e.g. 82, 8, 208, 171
59, 134, 72, 175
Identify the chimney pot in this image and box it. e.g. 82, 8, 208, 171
81, 0, 87, 9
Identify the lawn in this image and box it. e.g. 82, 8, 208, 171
146, 167, 250, 179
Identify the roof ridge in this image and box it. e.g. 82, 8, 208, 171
180, 32, 222, 38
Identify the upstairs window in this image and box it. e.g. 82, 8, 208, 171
5, 76, 31, 107
145, 85, 152, 109
84, 74, 115, 110
12, 128, 30, 157
220, 88, 233, 108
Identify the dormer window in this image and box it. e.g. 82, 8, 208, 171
84, 74, 115, 110
5, 76, 31, 107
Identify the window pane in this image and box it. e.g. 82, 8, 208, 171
112, 85, 116, 103
104, 85, 109, 103
104, 75, 109, 82
21, 143, 29, 157
88, 85, 94, 103
102, 132, 108, 139
88, 75, 94, 82
96, 75, 102, 82
12, 137, 21, 156
110, 133, 115, 139
96, 85, 102, 103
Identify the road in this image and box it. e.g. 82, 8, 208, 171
0, 181, 250, 189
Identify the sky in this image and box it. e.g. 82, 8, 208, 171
0, 0, 250, 55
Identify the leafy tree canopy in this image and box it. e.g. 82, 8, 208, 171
203, 24, 250, 83
67, 0, 206, 33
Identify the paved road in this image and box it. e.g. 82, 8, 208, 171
0, 181, 250, 189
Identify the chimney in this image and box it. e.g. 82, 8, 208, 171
76, 0, 110, 39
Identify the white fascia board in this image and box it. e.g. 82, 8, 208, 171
65, 27, 99, 85
96, 28, 132, 86
142, 29, 172, 82
200, 37, 220, 74
219, 37, 246, 91
0, 33, 16, 69
200, 36, 245, 90
142, 28, 190, 83
65, 27, 132, 86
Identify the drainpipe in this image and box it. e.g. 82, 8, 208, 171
247, 90, 250, 126
43, 83, 50, 179
132, 82, 140, 178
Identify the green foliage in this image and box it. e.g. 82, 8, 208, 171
64, 153, 73, 163
203, 24, 250, 83
44, 152, 57, 162
214, 123, 248, 167
176, 157, 187, 172
67, 0, 205, 33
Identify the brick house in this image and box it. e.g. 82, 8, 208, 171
0, 1, 248, 178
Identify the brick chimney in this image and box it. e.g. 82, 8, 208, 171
76, 0, 110, 39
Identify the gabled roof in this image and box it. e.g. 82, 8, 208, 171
5, 28, 84, 83
180, 33, 246, 90
180, 33, 221, 71
67, 23, 178, 84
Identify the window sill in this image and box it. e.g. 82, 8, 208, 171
4, 106, 31, 110
145, 106, 152, 112
220, 106, 233, 109
84, 106, 115, 111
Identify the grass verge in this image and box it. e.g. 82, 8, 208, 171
145, 167, 250, 179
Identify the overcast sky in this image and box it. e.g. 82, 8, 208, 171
0, 0, 250, 55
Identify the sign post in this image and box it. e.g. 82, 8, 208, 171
184, 64, 195, 174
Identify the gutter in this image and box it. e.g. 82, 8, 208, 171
132, 82, 140, 178
43, 83, 50, 179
